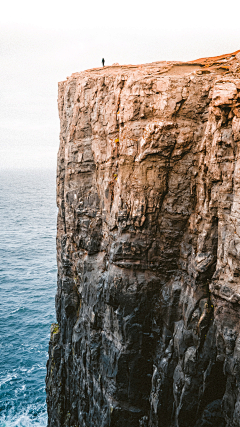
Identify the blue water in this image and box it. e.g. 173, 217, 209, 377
0, 169, 57, 426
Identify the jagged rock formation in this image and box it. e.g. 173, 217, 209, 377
46, 51, 240, 427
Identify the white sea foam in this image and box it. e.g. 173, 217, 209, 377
0, 407, 47, 427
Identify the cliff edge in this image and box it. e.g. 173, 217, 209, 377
46, 51, 240, 427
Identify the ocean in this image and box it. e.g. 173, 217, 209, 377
0, 169, 57, 427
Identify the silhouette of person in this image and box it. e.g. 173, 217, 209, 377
102, 58, 105, 67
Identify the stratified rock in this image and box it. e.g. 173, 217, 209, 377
46, 51, 240, 427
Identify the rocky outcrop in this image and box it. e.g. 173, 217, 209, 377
46, 51, 240, 427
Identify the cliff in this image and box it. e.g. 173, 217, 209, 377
46, 51, 240, 427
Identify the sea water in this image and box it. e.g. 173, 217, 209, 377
0, 169, 57, 427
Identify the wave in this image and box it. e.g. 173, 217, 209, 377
0, 404, 47, 427
0, 373, 18, 387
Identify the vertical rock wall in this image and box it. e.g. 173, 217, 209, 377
46, 52, 240, 427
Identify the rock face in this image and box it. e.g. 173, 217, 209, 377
46, 51, 240, 427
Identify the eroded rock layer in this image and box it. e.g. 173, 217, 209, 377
46, 51, 240, 427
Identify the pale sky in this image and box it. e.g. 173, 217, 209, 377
1, 0, 240, 169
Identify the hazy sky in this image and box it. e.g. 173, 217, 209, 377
1, 0, 240, 169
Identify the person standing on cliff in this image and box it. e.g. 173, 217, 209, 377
102, 58, 105, 67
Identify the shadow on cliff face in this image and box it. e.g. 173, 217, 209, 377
181, 361, 227, 427
199, 361, 227, 414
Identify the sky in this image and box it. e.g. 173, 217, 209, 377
1, 0, 240, 170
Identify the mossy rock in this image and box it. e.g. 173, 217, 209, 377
50, 323, 60, 343
51, 322, 59, 334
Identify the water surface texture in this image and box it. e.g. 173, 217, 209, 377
0, 169, 57, 427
